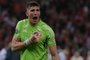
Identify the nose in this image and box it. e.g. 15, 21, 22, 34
34, 10, 37, 15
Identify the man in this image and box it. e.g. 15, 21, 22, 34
11, 1, 59, 60
71, 51, 84, 60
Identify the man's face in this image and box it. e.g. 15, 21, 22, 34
26, 6, 40, 25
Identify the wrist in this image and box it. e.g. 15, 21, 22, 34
23, 38, 33, 46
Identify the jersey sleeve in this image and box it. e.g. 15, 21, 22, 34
14, 21, 22, 39
46, 27, 56, 46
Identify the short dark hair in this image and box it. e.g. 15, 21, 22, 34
26, 1, 40, 9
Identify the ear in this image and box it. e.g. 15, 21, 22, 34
26, 10, 28, 16
26, 11, 28, 16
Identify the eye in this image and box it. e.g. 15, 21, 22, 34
30, 9, 35, 12
36, 9, 40, 11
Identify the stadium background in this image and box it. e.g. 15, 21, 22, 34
0, 0, 90, 60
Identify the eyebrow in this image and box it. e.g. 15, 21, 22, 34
30, 9, 35, 11
30, 9, 40, 11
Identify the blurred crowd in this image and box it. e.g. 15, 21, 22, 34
0, 0, 90, 60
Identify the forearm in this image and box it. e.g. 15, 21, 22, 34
11, 42, 25, 52
11, 37, 33, 51
49, 46, 60, 60
11, 32, 40, 51
52, 54, 60, 60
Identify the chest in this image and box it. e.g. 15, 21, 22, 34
20, 25, 47, 43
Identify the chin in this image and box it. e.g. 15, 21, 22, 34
32, 22, 38, 25
34, 20, 39, 23
30, 19, 40, 25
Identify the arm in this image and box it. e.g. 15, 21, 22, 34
11, 36, 25, 52
11, 32, 41, 52
49, 46, 60, 60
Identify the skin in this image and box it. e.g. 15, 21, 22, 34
26, 6, 40, 25
11, 6, 60, 60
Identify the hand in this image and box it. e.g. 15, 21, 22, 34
31, 32, 41, 42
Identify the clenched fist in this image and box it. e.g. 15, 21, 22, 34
31, 32, 41, 42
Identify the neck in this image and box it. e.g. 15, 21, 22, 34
29, 20, 40, 26
30, 22, 37, 26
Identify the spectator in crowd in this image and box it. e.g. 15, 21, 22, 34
71, 51, 84, 60
87, 50, 90, 60
59, 48, 70, 60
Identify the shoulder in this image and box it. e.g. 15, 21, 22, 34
40, 21, 54, 34
17, 19, 27, 25
15, 19, 28, 29
79, 56, 84, 60
16, 19, 28, 27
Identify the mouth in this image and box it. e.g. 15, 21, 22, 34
30, 16, 39, 24
33, 16, 38, 20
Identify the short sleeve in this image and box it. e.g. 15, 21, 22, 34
47, 27, 56, 46
14, 21, 22, 39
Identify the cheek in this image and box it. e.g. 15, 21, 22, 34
26, 11, 29, 16
27, 12, 32, 16
38, 12, 40, 16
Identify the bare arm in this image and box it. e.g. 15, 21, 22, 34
49, 46, 60, 60
11, 36, 25, 52
11, 32, 41, 52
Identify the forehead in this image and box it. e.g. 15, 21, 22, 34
27, 6, 40, 10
